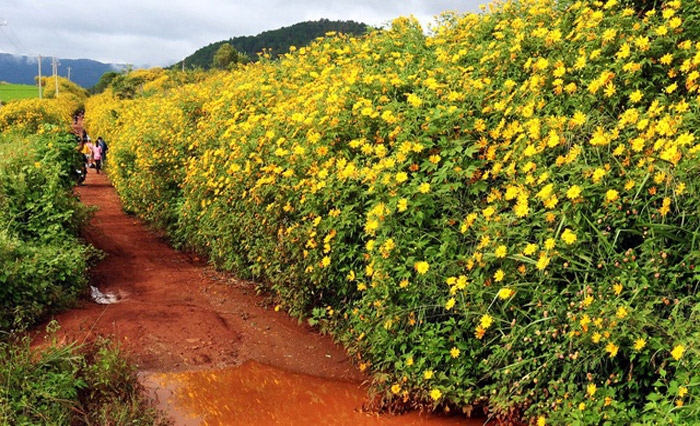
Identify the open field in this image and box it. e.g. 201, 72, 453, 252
0, 82, 38, 102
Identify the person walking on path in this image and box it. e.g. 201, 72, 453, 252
81, 138, 93, 170
96, 137, 108, 167
91, 139, 104, 174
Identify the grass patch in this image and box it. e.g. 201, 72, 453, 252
0, 322, 171, 426
0, 82, 38, 102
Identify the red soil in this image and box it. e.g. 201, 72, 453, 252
45, 170, 365, 383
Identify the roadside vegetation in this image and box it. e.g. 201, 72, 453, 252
1, 328, 169, 426
86, 0, 700, 423
0, 81, 168, 425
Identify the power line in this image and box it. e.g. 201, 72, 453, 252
0, 18, 28, 54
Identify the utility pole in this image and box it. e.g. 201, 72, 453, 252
52, 56, 59, 95
0, 20, 4, 108
38, 54, 42, 99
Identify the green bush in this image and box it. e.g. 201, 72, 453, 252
0, 133, 95, 331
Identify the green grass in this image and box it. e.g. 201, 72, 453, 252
0, 82, 38, 102
0, 324, 172, 426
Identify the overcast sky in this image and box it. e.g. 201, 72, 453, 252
0, 1, 481, 68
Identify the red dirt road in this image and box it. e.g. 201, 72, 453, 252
48, 170, 365, 382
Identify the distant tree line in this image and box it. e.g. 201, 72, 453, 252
173, 19, 370, 70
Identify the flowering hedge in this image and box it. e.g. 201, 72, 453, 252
0, 76, 86, 135
86, 0, 700, 423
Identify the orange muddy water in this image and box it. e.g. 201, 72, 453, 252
143, 361, 480, 426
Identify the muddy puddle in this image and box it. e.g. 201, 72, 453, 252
143, 361, 482, 426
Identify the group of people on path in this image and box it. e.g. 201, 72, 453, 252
77, 129, 108, 177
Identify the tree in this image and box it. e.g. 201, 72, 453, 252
90, 71, 120, 94
213, 44, 237, 69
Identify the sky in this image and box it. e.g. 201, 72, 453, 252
0, 1, 482, 68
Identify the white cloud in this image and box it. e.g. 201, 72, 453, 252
0, 0, 481, 67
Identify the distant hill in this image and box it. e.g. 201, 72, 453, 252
175, 19, 370, 70
0, 54, 123, 88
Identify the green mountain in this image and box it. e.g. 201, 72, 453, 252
174, 19, 370, 70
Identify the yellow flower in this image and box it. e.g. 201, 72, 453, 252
395, 171, 408, 183
561, 229, 577, 245
604, 82, 616, 98
606, 190, 619, 202
536, 254, 550, 271
514, 202, 529, 218
671, 344, 685, 360
544, 238, 556, 250
397, 198, 408, 212
430, 388, 442, 401
399, 279, 409, 288
321, 256, 331, 267
536, 184, 554, 201
494, 245, 507, 258
587, 383, 597, 397
634, 338, 647, 351
613, 283, 623, 295
571, 111, 586, 127
606, 342, 619, 358
498, 287, 514, 300
616, 306, 628, 319
445, 297, 456, 310
418, 182, 431, 194
628, 90, 643, 104
391, 384, 401, 394
450, 347, 460, 358
566, 185, 581, 200
407, 93, 423, 107
414, 261, 430, 275
524, 243, 538, 256
424, 370, 434, 380
679, 386, 689, 398
543, 196, 559, 209
494, 269, 505, 282
537, 416, 546, 426
365, 219, 379, 234
480, 313, 494, 329
592, 168, 606, 183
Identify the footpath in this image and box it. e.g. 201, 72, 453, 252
52, 170, 364, 378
